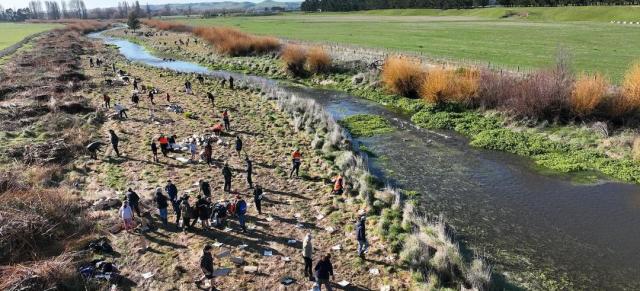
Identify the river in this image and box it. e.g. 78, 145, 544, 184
89, 31, 640, 290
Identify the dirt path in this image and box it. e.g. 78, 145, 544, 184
81, 38, 409, 290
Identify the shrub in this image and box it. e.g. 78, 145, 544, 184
621, 62, 640, 115
281, 45, 307, 76
382, 56, 424, 98
474, 70, 519, 109
503, 67, 573, 120
570, 73, 609, 118
306, 46, 331, 74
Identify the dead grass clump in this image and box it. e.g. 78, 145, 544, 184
306, 46, 332, 74
64, 20, 111, 34
281, 44, 307, 76
570, 73, 609, 118
420, 68, 479, 105
0, 188, 90, 263
0, 253, 80, 290
382, 56, 424, 98
420, 68, 451, 104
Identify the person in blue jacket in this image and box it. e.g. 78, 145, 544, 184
234, 195, 247, 232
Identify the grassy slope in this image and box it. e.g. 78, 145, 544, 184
0, 23, 60, 50
176, 8, 640, 82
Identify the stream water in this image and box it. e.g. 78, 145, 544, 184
90, 31, 640, 290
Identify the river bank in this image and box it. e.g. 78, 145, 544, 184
100, 24, 640, 290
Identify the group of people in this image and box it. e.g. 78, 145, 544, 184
93, 56, 368, 290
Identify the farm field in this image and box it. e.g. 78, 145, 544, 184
175, 7, 640, 82
0, 23, 61, 50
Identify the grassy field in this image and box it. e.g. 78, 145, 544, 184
0, 23, 60, 50
175, 7, 640, 82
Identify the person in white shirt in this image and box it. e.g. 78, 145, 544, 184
119, 200, 134, 232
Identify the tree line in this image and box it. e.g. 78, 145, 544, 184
300, 0, 640, 11
0, 0, 152, 21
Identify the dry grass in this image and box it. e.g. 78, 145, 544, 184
0, 253, 79, 290
145, 20, 280, 56
621, 62, 640, 114
570, 73, 609, 118
382, 56, 424, 98
0, 187, 91, 263
306, 46, 332, 74
420, 68, 479, 105
632, 136, 640, 161
281, 44, 307, 76
420, 68, 450, 104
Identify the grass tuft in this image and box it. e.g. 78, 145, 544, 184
382, 56, 424, 98
570, 73, 609, 118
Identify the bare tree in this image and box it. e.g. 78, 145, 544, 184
146, 2, 151, 19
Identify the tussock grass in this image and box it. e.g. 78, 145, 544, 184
306, 46, 332, 74
281, 44, 307, 76
621, 62, 640, 115
570, 73, 609, 118
632, 136, 640, 161
382, 56, 424, 98
144, 20, 280, 56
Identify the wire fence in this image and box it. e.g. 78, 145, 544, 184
280, 37, 536, 76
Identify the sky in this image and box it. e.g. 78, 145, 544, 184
0, 0, 267, 10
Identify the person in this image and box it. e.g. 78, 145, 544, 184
133, 79, 139, 91
229, 76, 234, 90
185, 80, 192, 94
356, 215, 368, 258
302, 233, 313, 280
120, 200, 134, 232
103, 93, 111, 109
207, 92, 215, 106
168, 135, 178, 152
189, 140, 197, 161
253, 184, 263, 215
222, 163, 232, 192
197, 74, 204, 84
155, 188, 168, 226
245, 156, 253, 189
86, 141, 104, 159
196, 245, 215, 290
112, 63, 116, 73
235, 136, 243, 157
166, 92, 171, 103
131, 93, 139, 107
165, 180, 180, 224
204, 142, 213, 165
114, 103, 128, 119
151, 141, 158, 162
179, 195, 192, 231
195, 195, 211, 229
331, 174, 344, 195
109, 130, 120, 157
199, 179, 211, 197
211, 201, 228, 228
222, 110, 230, 131
148, 91, 155, 105
290, 149, 301, 178
234, 195, 247, 232
314, 254, 334, 291
158, 135, 169, 157
89, 57, 94, 67
212, 122, 224, 136
125, 188, 141, 217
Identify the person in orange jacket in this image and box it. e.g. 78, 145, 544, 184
331, 174, 344, 195
290, 149, 302, 178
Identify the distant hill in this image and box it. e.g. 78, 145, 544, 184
147, 0, 301, 12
